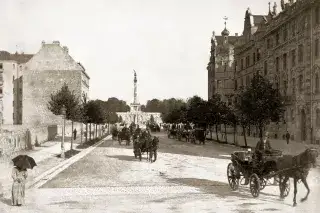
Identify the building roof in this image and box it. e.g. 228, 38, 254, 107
26, 41, 85, 71
252, 15, 266, 26
0, 51, 33, 64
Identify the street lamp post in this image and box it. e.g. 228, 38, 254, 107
61, 105, 66, 158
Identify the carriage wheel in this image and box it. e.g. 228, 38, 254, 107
249, 174, 260, 198
227, 163, 239, 191
260, 178, 267, 190
279, 177, 290, 198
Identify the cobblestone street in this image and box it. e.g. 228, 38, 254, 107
1, 133, 318, 213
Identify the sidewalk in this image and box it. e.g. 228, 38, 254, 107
208, 132, 319, 155
0, 135, 88, 199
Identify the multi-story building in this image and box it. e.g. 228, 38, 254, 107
23, 41, 90, 126
207, 22, 238, 104
0, 51, 33, 125
234, 1, 320, 144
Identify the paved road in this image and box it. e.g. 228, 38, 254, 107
3, 132, 320, 213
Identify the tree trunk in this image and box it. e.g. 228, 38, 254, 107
70, 121, 74, 150
242, 126, 248, 147
224, 123, 227, 143
85, 123, 88, 143
81, 122, 83, 144
233, 123, 237, 145
259, 125, 263, 142
89, 123, 92, 141
95, 124, 98, 139
210, 126, 213, 139
215, 124, 219, 142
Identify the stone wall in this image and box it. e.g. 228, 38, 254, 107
22, 69, 82, 126
0, 124, 58, 158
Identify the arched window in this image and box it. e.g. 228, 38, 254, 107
299, 75, 303, 92
317, 109, 320, 127
316, 73, 319, 93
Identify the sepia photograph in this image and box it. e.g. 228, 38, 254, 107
0, 0, 319, 212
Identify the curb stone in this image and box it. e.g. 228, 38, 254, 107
27, 135, 111, 189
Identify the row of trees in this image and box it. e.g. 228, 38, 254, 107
161, 74, 286, 147
47, 84, 129, 150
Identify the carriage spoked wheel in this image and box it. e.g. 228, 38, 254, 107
249, 173, 261, 198
259, 178, 267, 190
227, 163, 239, 191
279, 176, 290, 198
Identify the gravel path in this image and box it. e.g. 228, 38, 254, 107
2, 132, 319, 213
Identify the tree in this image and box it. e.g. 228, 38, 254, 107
48, 83, 81, 150
85, 100, 106, 139
238, 74, 285, 142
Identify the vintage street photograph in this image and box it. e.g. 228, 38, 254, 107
0, 0, 319, 212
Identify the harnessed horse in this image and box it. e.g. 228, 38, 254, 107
276, 148, 318, 206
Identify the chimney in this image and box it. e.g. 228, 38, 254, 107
63, 46, 69, 54
41, 41, 45, 47
235, 33, 238, 36
52, 41, 60, 45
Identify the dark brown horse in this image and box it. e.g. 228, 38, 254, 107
277, 148, 318, 206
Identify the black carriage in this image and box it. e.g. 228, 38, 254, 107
227, 149, 290, 198
111, 127, 119, 140
167, 129, 178, 139
118, 129, 131, 145
190, 128, 206, 144
177, 129, 191, 142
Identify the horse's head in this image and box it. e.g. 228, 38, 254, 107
304, 148, 319, 168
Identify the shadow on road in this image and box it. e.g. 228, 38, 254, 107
107, 155, 137, 162
0, 194, 12, 206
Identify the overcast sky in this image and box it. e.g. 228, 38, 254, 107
1, 0, 272, 104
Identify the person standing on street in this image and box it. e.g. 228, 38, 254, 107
11, 166, 28, 206
73, 128, 77, 140
285, 131, 290, 144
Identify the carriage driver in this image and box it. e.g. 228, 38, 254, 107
255, 131, 273, 155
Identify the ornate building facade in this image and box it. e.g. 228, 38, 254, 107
233, 1, 320, 144
207, 21, 238, 104
208, 1, 320, 144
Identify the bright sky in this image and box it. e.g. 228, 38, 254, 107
1, 0, 272, 104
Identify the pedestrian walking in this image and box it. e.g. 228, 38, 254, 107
11, 166, 28, 206
73, 128, 77, 140
286, 131, 290, 144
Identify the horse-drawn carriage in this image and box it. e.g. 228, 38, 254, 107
227, 147, 319, 206
133, 131, 159, 162
177, 129, 191, 142
189, 128, 206, 144
227, 149, 290, 198
118, 128, 131, 145
167, 128, 178, 139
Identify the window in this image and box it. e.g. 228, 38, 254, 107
217, 80, 222, 89
291, 49, 296, 67
317, 109, 320, 127
246, 75, 250, 86
19, 65, 22, 71
257, 49, 261, 61
267, 39, 271, 48
13, 64, 15, 69
315, 39, 319, 58
292, 78, 296, 94
299, 75, 303, 92
20, 100, 22, 107
253, 53, 256, 64
283, 53, 287, 70
241, 59, 244, 69
246, 56, 250, 67
234, 80, 238, 90
19, 88, 22, 93
0, 63, 2, 69
234, 61, 237, 72
264, 60, 268, 75
291, 109, 295, 121
316, 7, 320, 25
298, 44, 303, 63
276, 33, 280, 45
276, 57, 279, 73
316, 73, 319, 93
284, 80, 287, 96
292, 22, 296, 36
283, 28, 288, 41
0, 88, 2, 94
